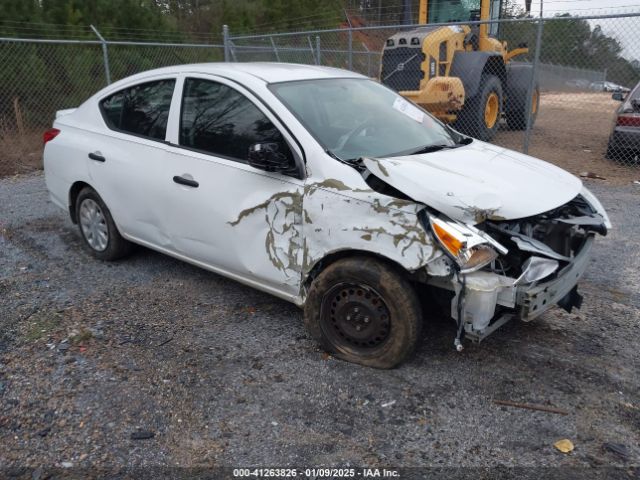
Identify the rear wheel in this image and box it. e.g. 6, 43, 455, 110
506, 84, 540, 130
456, 74, 503, 142
304, 257, 422, 369
75, 187, 132, 261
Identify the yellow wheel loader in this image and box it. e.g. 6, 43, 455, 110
381, 0, 539, 141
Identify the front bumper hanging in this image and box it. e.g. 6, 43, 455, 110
518, 235, 593, 321
428, 235, 595, 343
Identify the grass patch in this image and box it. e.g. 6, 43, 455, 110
0, 121, 43, 177
24, 311, 62, 342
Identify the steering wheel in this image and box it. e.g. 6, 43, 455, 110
334, 118, 379, 152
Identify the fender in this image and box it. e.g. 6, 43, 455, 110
450, 51, 506, 99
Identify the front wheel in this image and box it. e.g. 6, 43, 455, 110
304, 257, 422, 369
506, 85, 540, 130
455, 74, 503, 142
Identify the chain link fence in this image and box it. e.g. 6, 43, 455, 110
1, 13, 639, 178
228, 13, 640, 178
0, 34, 224, 176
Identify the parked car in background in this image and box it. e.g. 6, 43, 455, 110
565, 79, 590, 90
590, 81, 605, 91
607, 81, 640, 161
590, 81, 631, 93
609, 82, 631, 93
43, 63, 610, 368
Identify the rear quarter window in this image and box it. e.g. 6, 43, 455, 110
100, 79, 175, 141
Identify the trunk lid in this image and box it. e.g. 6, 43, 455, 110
55, 108, 77, 119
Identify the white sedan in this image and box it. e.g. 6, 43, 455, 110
44, 63, 610, 368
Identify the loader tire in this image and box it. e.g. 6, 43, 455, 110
455, 74, 502, 142
506, 84, 540, 130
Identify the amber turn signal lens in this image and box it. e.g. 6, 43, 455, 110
432, 221, 464, 257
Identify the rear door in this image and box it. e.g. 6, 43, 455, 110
87, 77, 176, 243
158, 74, 306, 296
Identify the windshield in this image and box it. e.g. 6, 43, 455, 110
428, 0, 481, 23
269, 78, 458, 160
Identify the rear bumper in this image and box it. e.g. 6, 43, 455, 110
517, 235, 594, 321
43, 164, 69, 212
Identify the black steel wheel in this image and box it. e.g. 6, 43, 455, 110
304, 256, 422, 369
321, 283, 391, 353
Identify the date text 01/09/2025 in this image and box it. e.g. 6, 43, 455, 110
232, 468, 401, 478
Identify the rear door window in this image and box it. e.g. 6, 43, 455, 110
100, 79, 175, 141
179, 77, 292, 163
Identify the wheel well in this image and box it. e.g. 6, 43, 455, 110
303, 249, 412, 290
68, 181, 92, 224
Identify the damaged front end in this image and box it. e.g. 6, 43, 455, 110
424, 191, 609, 349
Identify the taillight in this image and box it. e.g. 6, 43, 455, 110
616, 114, 640, 128
43, 128, 60, 144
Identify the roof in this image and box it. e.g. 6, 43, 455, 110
217, 62, 365, 83
124, 62, 365, 84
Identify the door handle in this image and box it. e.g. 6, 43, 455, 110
173, 175, 199, 188
88, 152, 106, 162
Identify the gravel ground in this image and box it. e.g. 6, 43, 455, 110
0, 172, 639, 477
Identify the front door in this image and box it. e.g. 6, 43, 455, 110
158, 75, 305, 297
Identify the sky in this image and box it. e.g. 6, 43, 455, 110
523, 0, 639, 16
518, 0, 639, 59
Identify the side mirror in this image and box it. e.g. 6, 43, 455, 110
247, 142, 295, 173
612, 92, 624, 101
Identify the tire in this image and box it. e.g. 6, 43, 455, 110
455, 74, 503, 142
304, 256, 422, 369
505, 84, 540, 131
75, 187, 132, 261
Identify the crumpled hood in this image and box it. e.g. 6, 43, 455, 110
363, 140, 583, 224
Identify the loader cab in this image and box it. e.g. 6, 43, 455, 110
426, 0, 503, 37
428, 0, 479, 23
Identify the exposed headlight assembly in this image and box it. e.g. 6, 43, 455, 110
428, 214, 508, 274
